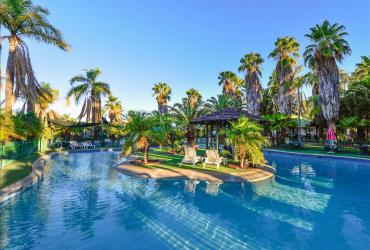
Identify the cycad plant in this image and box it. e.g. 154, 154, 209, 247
122, 111, 165, 164
269, 36, 301, 115
0, 0, 70, 112
67, 68, 110, 123
304, 20, 351, 131
239, 52, 264, 115
222, 117, 269, 168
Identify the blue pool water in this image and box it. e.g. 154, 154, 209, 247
1, 151, 370, 249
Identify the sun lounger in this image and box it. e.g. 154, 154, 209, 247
180, 145, 202, 167
69, 141, 81, 149
203, 149, 224, 169
81, 142, 95, 149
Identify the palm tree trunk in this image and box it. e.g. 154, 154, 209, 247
5, 36, 17, 113
318, 57, 340, 130
143, 145, 149, 164
277, 64, 294, 115
186, 124, 195, 146
245, 72, 261, 115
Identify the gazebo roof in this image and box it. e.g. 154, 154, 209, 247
191, 108, 266, 125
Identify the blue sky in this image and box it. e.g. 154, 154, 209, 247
3, 0, 370, 116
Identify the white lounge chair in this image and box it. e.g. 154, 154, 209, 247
203, 149, 224, 169
81, 142, 95, 149
180, 145, 202, 167
69, 141, 81, 150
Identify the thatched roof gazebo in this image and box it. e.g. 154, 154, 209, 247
191, 108, 265, 125
191, 108, 266, 150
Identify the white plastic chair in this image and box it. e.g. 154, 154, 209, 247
81, 142, 95, 149
69, 141, 81, 149
180, 145, 202, 167
203, 149, 224, 169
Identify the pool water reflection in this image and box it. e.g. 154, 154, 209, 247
0, 151, 369, 249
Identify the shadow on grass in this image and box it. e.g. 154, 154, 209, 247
0, 152, 43, 189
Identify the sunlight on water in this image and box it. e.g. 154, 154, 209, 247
1, 151, 370, 249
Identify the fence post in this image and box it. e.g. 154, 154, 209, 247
0, 143, 3, 169
21, 141, 24, 160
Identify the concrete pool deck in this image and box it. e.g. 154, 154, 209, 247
116, 161, 275, 183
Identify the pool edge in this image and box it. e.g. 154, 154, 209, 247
264, 149, 370, 162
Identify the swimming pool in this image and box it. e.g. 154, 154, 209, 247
0, 151, 369, 249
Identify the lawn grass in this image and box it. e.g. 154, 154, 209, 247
271, 143, 370, 160
0, 153, 40, 189
0, 149, 55, 190
136, 149, 247, 174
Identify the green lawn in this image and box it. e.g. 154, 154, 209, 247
137, 149, 246, 174
0, 153, 41, 189
271, 143, 370, 160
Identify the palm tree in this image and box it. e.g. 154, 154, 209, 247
36, 82, 59, 124
222, 117, 269, 168
218, 71, 238, 97
353, 56, 370, 81
122, 111, 165, 164
170, 98, 205, 147
1, 0, 70, 112
204, 94, 241, 113
152, 82, 171, 115
304, 20, 351, 131
238, 52, 264, 115
269, 36, 300, 115
105, 95, 123, 125
67, 68, 110, 123
186, 88, 202, 108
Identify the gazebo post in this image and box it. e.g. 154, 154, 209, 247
205, 125, 209, 149
210, 125, 214, 148
215, 125, 219, 153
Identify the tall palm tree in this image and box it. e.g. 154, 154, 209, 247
186, 88, 202, 108
67, 68, 110, 123
152, 82, 171, 115
170, 98, 205, 147
269, 36, 300, 115
304, 20, 351, 131
218, 71, 238, 97
105, 95, 123, 125
238, 52, 264, 115
36, 82, 58, 123
0, 0, 70, 112
353, 56, 370, 81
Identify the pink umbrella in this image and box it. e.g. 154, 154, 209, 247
327, 127, 337, 141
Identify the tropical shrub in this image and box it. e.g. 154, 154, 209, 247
221, 117, 270, 168
122, 111, 166, 163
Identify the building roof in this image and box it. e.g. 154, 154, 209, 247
191, 108, 266, 125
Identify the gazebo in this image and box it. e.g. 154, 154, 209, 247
191, 108, 266, 151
